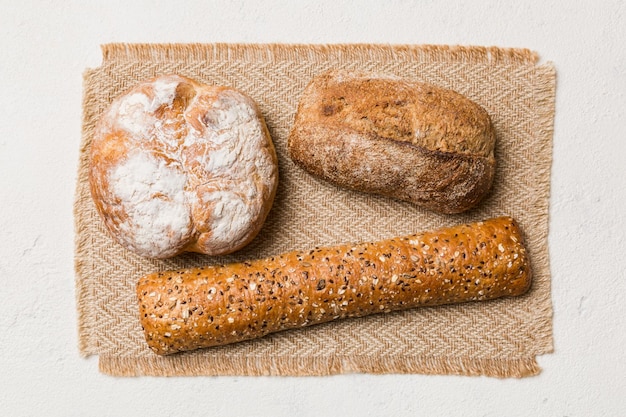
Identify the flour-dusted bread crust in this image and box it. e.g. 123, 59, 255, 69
137, 217, 531, 355
288, 70, 496, 214
89, 75, 278, 258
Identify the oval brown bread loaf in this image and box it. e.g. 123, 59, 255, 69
137, 217, 531, 355
288, 70, 496, 214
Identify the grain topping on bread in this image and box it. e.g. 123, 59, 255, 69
138, 217, 531, 355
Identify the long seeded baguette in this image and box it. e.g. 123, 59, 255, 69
137, 217, 531, 355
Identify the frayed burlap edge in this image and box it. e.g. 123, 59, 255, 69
100, 43, 539, 65
99, 354, 541, 378
75, 43, 556, 378
526, 63, 557, 356
75, 68, 100, 356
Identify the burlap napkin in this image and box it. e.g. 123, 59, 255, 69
75, 43, 555, 377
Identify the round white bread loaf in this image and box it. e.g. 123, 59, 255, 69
89, 75, 278, 259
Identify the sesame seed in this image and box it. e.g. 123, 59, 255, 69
227, 317, 234, 323
249, 282, 257, 291
498, 243, 505, 252
391, 274, 398, 283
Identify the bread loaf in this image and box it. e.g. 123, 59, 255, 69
288, 70, 496, 214
89, 75, 278, 259
137, 217, 531, 355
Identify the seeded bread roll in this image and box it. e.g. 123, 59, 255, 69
137, 217, 531, 355
89, 75, 278, 259
288, 70, 496, 214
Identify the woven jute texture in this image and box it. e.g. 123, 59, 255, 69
75, 43, 556, 377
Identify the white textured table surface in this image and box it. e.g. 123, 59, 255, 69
1, 1, 624, 416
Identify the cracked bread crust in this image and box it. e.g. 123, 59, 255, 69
89, 75, 278, 259
288, 70, 496, 214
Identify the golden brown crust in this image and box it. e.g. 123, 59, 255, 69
288, 70, 496, 214
89, 75, 279, 258
137, 217, 531, 355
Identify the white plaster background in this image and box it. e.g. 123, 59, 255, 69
1, 1, 624, 415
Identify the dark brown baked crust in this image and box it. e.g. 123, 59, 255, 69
288, 70, 496, 214
137, 217, 531, 355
